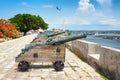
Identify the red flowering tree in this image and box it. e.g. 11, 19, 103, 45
0, 19, 19, 38
0, 32, 4, 38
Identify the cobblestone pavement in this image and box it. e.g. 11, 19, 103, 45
0, 34, 106, 80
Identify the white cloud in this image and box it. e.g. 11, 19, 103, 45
98, 16, 120, 26
96, 0, 112, 11
21, 2, 28, 6
96, 0, 111, 6
64, 0, 120, 27
62, 9, 120, 28
78, 0, 95, 12
80, 20, 91, 25
42, 5, 53, 8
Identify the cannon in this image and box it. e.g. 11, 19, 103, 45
32, 31, 65, 43
15, 34, 86, 71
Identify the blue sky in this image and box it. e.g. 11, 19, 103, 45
0, 0, 120, 30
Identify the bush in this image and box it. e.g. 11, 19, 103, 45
0, 19, 19, 38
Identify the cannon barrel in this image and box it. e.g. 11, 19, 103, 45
35, 31, 65, 39
46, 33, 86, 45
22, 33, 86, 51
47, 31, 65, 37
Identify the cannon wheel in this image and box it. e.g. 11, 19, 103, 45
18, 61, 29, 71
53, 61, 64, 71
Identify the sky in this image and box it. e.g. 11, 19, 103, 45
0, 0, 120, 30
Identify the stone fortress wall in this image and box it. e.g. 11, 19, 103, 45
66, 40, 120, 80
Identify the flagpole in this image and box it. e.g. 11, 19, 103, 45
63, 18, 66, 31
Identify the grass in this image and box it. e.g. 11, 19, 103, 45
96, 69, 110, 80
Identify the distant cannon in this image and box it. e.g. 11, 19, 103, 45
46, 31, 65, 37
15, 33, 86, 72
32, 31, 65, 43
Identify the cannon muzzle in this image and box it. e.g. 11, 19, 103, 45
45, 33, 86, 45
47, 31, 65, 37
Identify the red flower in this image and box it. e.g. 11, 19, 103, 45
0, 32, 4, 38
0, 18, 19, 38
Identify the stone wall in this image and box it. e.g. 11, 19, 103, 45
67, 40, 120, 80
99, 46, 120, 80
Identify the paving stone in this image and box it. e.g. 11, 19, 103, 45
28, 77, 41, 80
30, 71, 41, 77
15, 72, 29, 78
0, 77, 14, 80
4, 73, 16, 78
0, 74, 5, 79
13, 78, 28, 80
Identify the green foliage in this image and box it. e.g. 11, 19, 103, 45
9, 14, 48, 35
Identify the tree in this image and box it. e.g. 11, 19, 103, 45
9, 14, 48, 35
0, 19, 19, 38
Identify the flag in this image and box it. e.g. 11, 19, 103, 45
56, 6, 61, 11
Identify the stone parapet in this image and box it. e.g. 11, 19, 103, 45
67, 40, 120, 80
99, 46, 120, 80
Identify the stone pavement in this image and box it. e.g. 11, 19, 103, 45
0, 34, 107, 80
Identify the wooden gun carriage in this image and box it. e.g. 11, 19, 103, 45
15, 34, 86, 71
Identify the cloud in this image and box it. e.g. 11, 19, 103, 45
78, 0, 95, 12
62, 16, 91, 25
98, 15, 120, 26
96, 0, 112, 10
21, 2, 28, 6
42, 5, 53, 8
96, 0, 111, 5
65, 0, 120, 27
